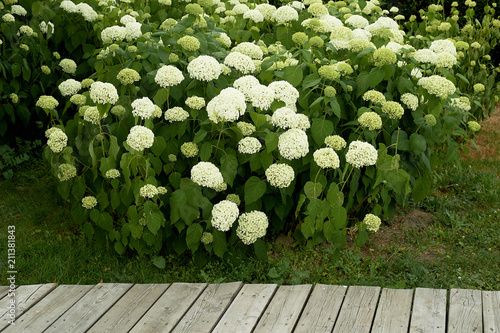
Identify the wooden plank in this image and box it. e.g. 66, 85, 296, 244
172, 282, 243, 333
253, 284, 312, 333
0, 283, 56, 330
0, 286, 9, 300
129, 282, 206, 333
2, 285, 93, 333
332, 285, 380, 333
447, 288, 482, 333
371, 288, 413, 333
409, 288, 447, 333
294, 284, 347, 333
483, 290, 500, 333
44, 283, 133, 333
212, 283, 277, 333
87, 284, 170, 333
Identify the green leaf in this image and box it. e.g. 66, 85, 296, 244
265, 132, 279, 152
391, 130, 410, 151
354, 230, 369, 247
111, 189, 121, 210
397, 76, 414, 94
409, 133, 426, 155
302, 73, 322, 89
311, 119, 333, 146
147, 211, 163, 235
90, 209, 100, 223
199, 142, 212, 161
152, 256, 166, 269
283, 66, 303, 87
330, 206, 347, 229
327, 183, 344, 207
304, 181, 322, 199
368, 67, 385, 88
151, 136, 166, 157
83, 222, 94, 241
220, 153, 238, 187
244, 176, 267, 205
301, 216, 315, 239
193, 129, 207, 143
330, 98, 342, 119
250, 112, 268, 128
253, 239, 268, 261
412, 171, 431, 202
153, 88, 168, 106
213, 230, 227, 258
186, 223, 203, 253
99, 213, 114, 231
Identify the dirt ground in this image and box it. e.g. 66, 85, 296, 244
463, 104, 500, 160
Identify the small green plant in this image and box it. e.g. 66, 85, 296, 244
0, 139, 42, 179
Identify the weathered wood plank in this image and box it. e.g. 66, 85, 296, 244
331, 285, 380, 333
172, 282, 243, 333
448, 288, 482, 333
212, 283, 277, 333
0, 286, 9, 300
87, 284, 170, 333
409, 288, 447, 333
44, 283, 133, 333
483, 290, 500, 333
129, 282, 206, 333
2, 284, 93, 333
253, 284, 312, 333
294, 284, 347, 333
0, 283, 56, 330
371, 288, 413, 333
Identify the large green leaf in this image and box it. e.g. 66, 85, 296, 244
410, 133, 426, 155
213, 230, 227, 258
244, 176, 267, 205
311, 119, 333, 146
304, 181, 322, 199
220, 153, 238, 187
186, 223, 203, 253
151, 136, 166, 157
283, 66, 303, 87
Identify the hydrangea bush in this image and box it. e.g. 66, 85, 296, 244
2, 0, 500, 262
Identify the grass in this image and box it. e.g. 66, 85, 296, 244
1, 155, 498, 290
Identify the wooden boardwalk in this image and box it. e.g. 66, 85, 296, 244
0, 283, 499, 332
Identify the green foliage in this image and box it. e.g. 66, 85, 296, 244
0, 139, 42, 179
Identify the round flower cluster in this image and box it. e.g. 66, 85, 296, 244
238, 137, 262, 154
226, 194, 241, 205
318, 65, 340, 81
131, 97, 155, 120
410, 68, 423, 79
181, 142, 199, 158
157, 186, 168, 195
450, 97, 471, 112
211, 200, 239, 232
2, 14, 15, 23
381, 101, 405, 119
177, 35, 200, 51
58, 163, 77, 181
41, 66, 51, 75
18, 25, 35, 37
256, 4, 276, 21
83, 107, 102, 125
185, 96, 205, 110
140, 184, 159, 198
309, 35, 325, 47
467, 121, 481, 132
126, 125, 155, 151
155, 65, 184, 87
345, 140, 378, 168
234, 75, 260, 101
324, 86, 337, 97
187, 55, 222, 82
201, 232, 213, 244
120, 14, 136, 25
400, 93, 419, 111
332, 62, 354, 76
125, 22, 142, 41
345, 14, 369, 28
58, 79, 82, 96
313, 148, 340, 169
435, 52, 457, 68
215, 32, 232, 48
232, 42, 263, 60
11, 5, 28, 16
268, 80, 299, 106
237, 122, 256, 136
424, 114, 437, 127
81, 78, 94, 89
46, 127, 68, 153
191, 161, 225, 190
164, 107, 189, 122
363, 90, 386, 105
271, 107, 295, 129
185, 3, 204, 15
278, 128, 309, 160
76, 3, 98, 22
117, 68, 140, 85
418, 76, 456, 99
265, 163, 295, 188
249, 85, 275, 110
325, 135, 346, 150
236, 211, 269, 245
473, 83, 485, 93
82, 196, 98, 209
289, 114, 311, 131
243, 9, 264, 23
89, 81, 118, 104
206, 88, 246, 123
329, 26, 353, 49
430, 39, 457, 56
70, 94, 86, 106
105, 169, 120, 179
412, 49, 437, 64
358, 112, 382, 130
292, 32, 308, 45
224, 52, 255, 74
9, 93, 18, 104
308, 3, 328, 17
372, 48, 397, 67
101, 26, 127, 44
111, 105, 126, 117
364, 214, 381, 232
272, 6, 299, 24
36, 95, 59, 109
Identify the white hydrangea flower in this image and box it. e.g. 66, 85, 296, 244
400, 93, 419, 111
237, 122, 256, 136
155, 65, 184, 88
126, 125, 155, 151
450, 96, 471, 112
187, 55, 222, 82
435, 52, 457, 68
345, 140, 378, 168
249, 84, 275, 110
76, 3, 98, 22
272, 5, 299, 24
345, 14, 369, 28
11, 5, 28, 16
381, 101, 405, 119
60, 1, 78, 13
243, 9, 264, 23
46, 127, 68, 153
363, 90, 386, 105
206, 87, 246, 123
101, 25, 127, 43
265, 163, 295, 188
238, 137, 262, 154
255, 3, 277, 21
215, 32, 232, 48
329, 26, 353, 50
164, 107, 190, 122
131, 97, 155, 119
278, 128, 309, 160
268, 80, 299, 107
430, 39, 457, 56
59, 59, 77, 75
234, 75, 260, 101
412, 49, 437, 65
313, 148, 340, 169
83, 106, 105, 124
2, 14, 15, 23
289, 113, 311, 131
140, 184, 159, 198
89, 81, 118, 104
411, 68, 423, 79
125, 22, 142, 41
364, 213, 381, 232
358, 111, 382, 130
58, 79, 82, 96
82, 196, 97, 209
185, 96, 206, 110
325, 135, 346, 150
232, 42, 264, 60
271, 107, 296, 129
233, 3, 250, 14
58, 163, 77, 181
120, 14, 136, 25
224, 52, 255, 74
191, 161, 225, 190
236, 211, 269, 245
418, 75, 456, 99
105, 169, 120, 179
211, 200, 239, 231
36, 96, 59, 109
